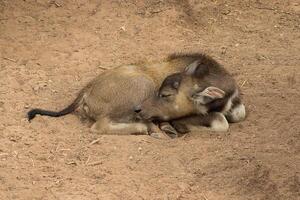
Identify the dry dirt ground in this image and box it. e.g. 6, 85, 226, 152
0, 0, 300, 199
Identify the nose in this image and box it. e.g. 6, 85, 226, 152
134, 105, 142, 113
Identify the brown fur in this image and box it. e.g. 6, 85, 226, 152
27, 55, 205, 136
138, 54, 246, 133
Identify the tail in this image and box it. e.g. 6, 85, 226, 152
27, 93, 83, 122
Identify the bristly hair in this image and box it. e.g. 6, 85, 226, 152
167, 52, 221, 67
167, 52, 207, 60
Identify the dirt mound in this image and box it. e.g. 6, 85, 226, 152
0, 0, 299, 199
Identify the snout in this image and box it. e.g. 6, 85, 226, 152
135, 98, 172, 121
136, 109, 152, 121
134, 104, 157, 121
134, 105, 151, 121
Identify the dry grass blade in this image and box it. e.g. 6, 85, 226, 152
98, 66, 110, 70
240, 80, 247, 87
86, 161, 102, 166
3, 57, 17, 62
89, 138, 101, 145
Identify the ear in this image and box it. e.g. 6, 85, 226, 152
185, 60, 200, 75
159, 73, 182, 91
185, 60, 209, 78
192, 86, 225, 104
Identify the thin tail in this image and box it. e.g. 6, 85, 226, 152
27, 93, 83, 122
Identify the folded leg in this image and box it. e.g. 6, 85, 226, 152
171, 112, 229, 133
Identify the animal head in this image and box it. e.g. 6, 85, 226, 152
136, 58, 236, 121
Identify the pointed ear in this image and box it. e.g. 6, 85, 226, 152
192, 86, 225, 104
185, 60, 200, 75
185, 60, 209, 78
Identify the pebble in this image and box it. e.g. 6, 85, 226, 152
120, 26, 126, 31
33, 85, 40, 91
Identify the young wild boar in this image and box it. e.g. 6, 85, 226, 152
136, 53, 246, 133
27, 55, 205, 137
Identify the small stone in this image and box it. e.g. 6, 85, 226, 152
33, 85, 40, 91
129, 156, 133, 160
120, 26, 126, 31
138, 147, 142, 151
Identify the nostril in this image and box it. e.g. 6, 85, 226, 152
134, 108, 142, 113
134, 105, 142, 113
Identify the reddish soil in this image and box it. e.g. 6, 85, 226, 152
0, 0, 299, 199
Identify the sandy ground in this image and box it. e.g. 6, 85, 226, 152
0, 0, 299, 199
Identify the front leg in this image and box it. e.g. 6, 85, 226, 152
171, 112, 229, 133
147, 122, 172, 139
156, 122, 181, 138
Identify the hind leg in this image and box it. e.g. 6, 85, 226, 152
90, 117, 148, 135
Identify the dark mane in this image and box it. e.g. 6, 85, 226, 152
167, 52, 224, 71
167, 52, 208, 60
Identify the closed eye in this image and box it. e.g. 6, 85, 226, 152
159, 94, 172, 98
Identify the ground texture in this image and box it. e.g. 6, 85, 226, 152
0, 0, 299, 199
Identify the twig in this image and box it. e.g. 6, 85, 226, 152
149, 9, 167, 15
59, 148, 71, 151
253, 6, 277, 11
54, 2, 61, 7
180, 134, 188, 140
240, 80, 247, 88
201, 194, 209, 200
97, 66, 109, 70
252, 6, 298, 16
55, 144, 60, 152
85, 155, 90, 165
89, 138, 101, 145
50, 1, 62, 8
3, 57, 17, 62
87, 160, 102, 166
66, 161, 77, 165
